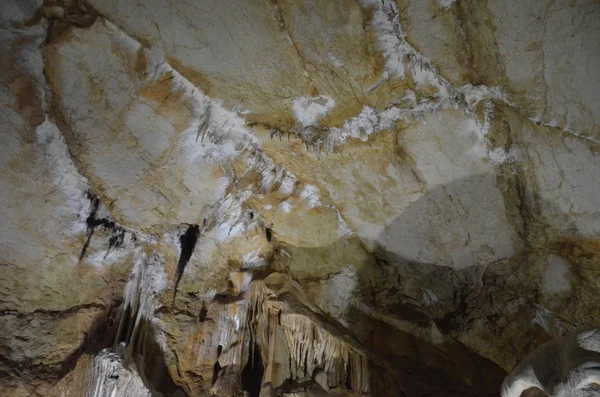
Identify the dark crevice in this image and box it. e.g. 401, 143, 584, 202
85, 193, 115, 229
212, 292, 239, 305
79, 192, 130, 263
345, 360, 353, 390
79, 228, 95, 263
242, 343, 264, 397
265, 226, 273, 243
198, 305, 208, 322
173, 224, 200, 301
212, 345, 223, 385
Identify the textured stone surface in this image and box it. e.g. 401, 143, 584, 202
45, 19, 236, 231
487, 0, 600, 139
1, 0, 599, 396
401, 0, 600, 140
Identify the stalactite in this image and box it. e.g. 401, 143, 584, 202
86, 347, 151, 397
173, 224, 200, 300
217, 301, 249, 367
114, 249, 167, 352
91, 263, 367, 396
83, 248, 170, 396
279, 313, 368, 393
196, 104, 212, 143
269, 127, 283, 141
235, 280, 370, 394
246, 281, 275, 358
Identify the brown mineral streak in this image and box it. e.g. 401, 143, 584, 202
168, 56, 214, 97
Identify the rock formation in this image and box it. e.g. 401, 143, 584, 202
501, 328, 600, 397
1, 0, 599, 396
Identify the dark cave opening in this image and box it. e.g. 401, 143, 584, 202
212, 345, 223, 385
344, 363, 353, 391
242, 343, 264, 397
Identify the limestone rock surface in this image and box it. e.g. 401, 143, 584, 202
1, 0, 599, 396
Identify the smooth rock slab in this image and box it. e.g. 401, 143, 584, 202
45, 20, 234, 231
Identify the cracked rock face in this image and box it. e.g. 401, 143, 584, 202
1, 0, 599, 396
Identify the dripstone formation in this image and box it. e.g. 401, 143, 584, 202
1, 0, 599, 396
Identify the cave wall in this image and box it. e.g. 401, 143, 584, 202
1, 0, 599, 396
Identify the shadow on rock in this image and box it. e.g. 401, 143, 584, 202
276, 171, 600, 396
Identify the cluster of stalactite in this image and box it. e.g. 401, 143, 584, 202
70, 246, 369, 397
78, 249, 167, 397
86, 347, 152, 397
210, 277, 370, 396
